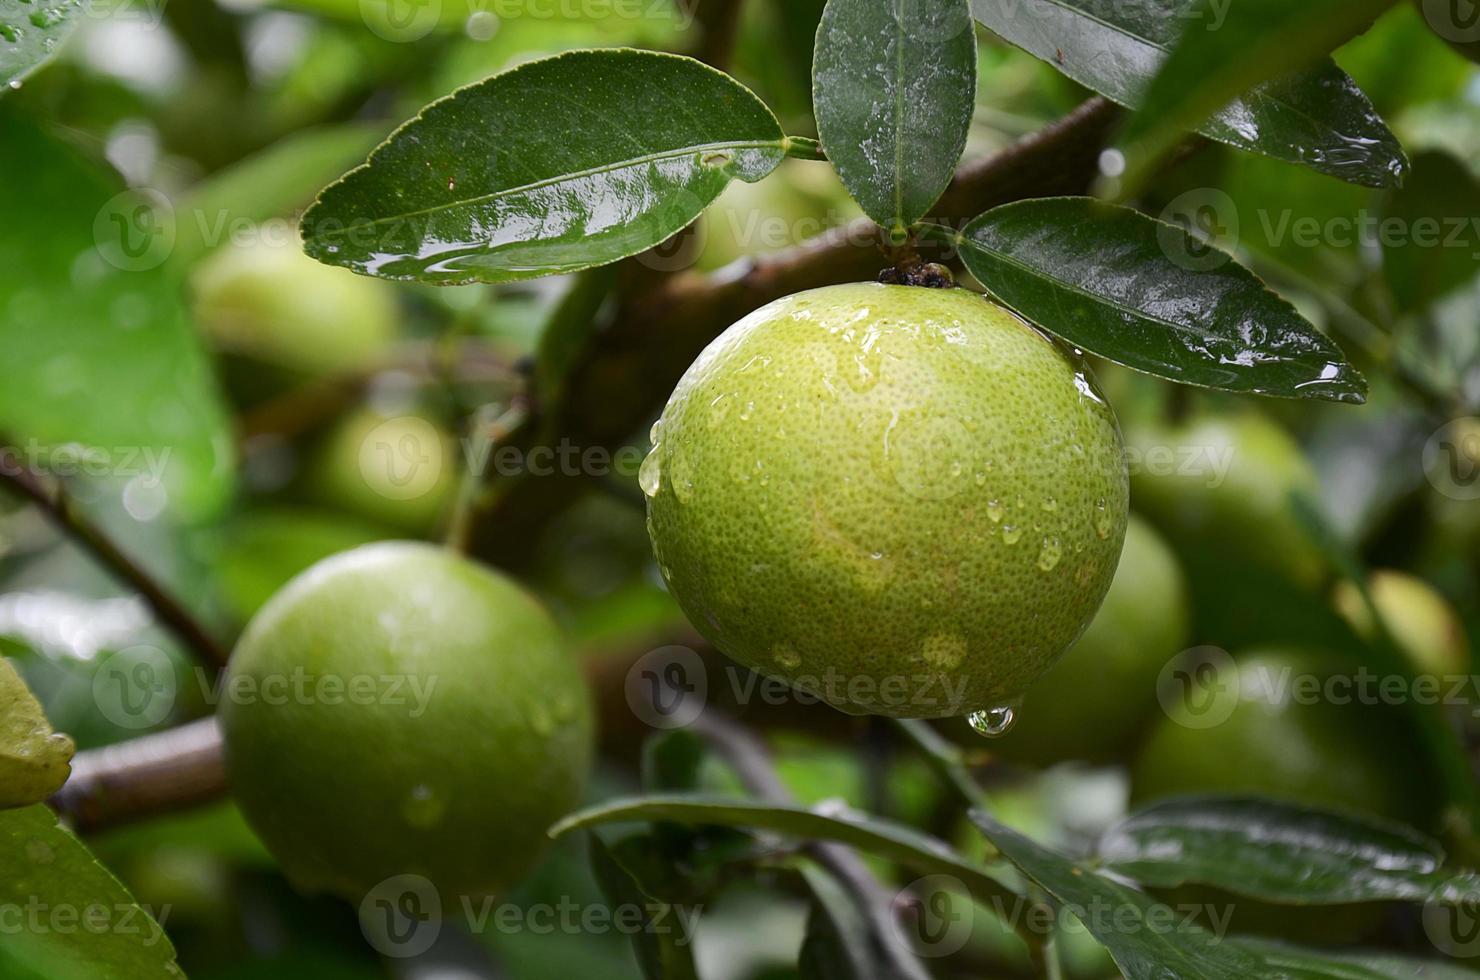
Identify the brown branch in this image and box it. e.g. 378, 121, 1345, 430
0, 448, 232, 670
471, 97, 1120, 563
51, 718, 228, 834
691, 0, 747, 68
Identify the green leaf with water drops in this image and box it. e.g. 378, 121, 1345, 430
1228, 937, 1480, 979
968, 0, 1406, 189
1097, 796, 1470, 905
300, 49, 790, 285
921, 197, 1367, 402
812, 0, 977, 236
0, 0, 81, 91
550, 794, 1021, 908
0, 658, 74, 809
1113, 0, 1404, 193
970, 810, 1266, 980
0, 111, 234, 520
0, 805, 184, 979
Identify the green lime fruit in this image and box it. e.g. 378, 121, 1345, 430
991, 514, 1189, 764
1334, 570, 1472, 679
1128, 412, 1326, 590
309, 408, 455, 534
191, 233, 398, 375
1131, 647, 1437, 826
644, 283, 1129, 718
220, 542, 593, 901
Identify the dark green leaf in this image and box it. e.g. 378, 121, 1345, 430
589, 835, 701, 980
0, 659, 73, 808
970, 810, 1264, 980
551, 794, 1020, 908
926, 197, 1366, 401
0, 805, 183, 979
1230, 937, 1480, 979
0, 0, 81, 90
1381, 150, 1480, 316
797, 862, 917, 980
642, 730, 707, 794
970, 0, 1406, 188
812, 0, 976, 234
0, 112, 234, 519
1097, 796, 1461, 905
301, 49, 789, 284
1115, 0, 1404, 191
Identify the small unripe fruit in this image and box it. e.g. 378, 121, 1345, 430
220, 542, 593, 901
1333, 570, 1471, 680
644, 284, 1129, 718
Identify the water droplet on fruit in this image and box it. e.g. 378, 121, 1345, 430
739, 400, 754, 421
25, 839, 53, 865
986, 499, 1005, 523
773, 643, 801, 669
638, 447, 662, 498
1037, 537, 1062, 571
649, 420, 663, 445
967, 705, 1017, 738
1041, 497, 1057, 513
1094, 498, 1113, 539
708, 392, 734, 428
402, 785, 446, 828
1001, 524, 1022, 545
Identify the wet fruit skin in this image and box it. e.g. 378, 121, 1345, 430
220, 542, 593, 902
990, 514, 1189, 764
1131, 647, 1438, 827
644, 283, 1129, 718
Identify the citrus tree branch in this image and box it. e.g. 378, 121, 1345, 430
471, 97, 1121, 564
0, 446, 232, 670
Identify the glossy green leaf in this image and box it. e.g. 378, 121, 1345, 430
812, 0, 976, 234
970, 0, 1406, 188
1381, 150, 1480, 316
970, 810, 1266, 980
0, 658, 73, 808
1230, 937, 1480, 979
589, 835, 701, 980
0, 0, 81, 90
924, 197, 1367, 401
0, 805, 183, 979
550, 794, 1020, 908
1116, 0, 1404, 191
301, 49, 789, 284
0, 112, 234, 520
1097, 796, 1466, 905
797, 862, 929, 980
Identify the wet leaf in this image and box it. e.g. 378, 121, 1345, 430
0, 805, 183, 979
1230, 937, 1480, 979
0, 0, 81, 90
970, 0, 1406, 188
1097, 796, 1468, 905
0, 658, 73, 808
925, 197, 1367, 401
813, 0, 976, 234
301, 49, 789, 284
1115, 0, 1404, 191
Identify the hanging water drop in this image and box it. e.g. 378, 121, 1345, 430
638, 447, 662, 498
967, 704, 1017, 738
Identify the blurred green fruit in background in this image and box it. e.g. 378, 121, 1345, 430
991, 514, 1189, 765
191, 232, 400, 375
645, 284, 1128, 718
1334, 569, 1472, 680
308, 408, 455, 535
1131, 647, 1438, 827
221, 542, 593, 901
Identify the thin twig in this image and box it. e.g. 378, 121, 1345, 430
445, 400, 529, 553
891, 719, 991, 813
51, 717, 228, 834
0, 447, 231, 670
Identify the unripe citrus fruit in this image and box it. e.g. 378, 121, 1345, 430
220, 542, 593, 901
1131, 647, 1437, 826
1333, 570, 1471, 680
309, 408, 455, 534
643, 283, 1129, 718
990, 514, 1189, 764
191, 234, 398, 375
